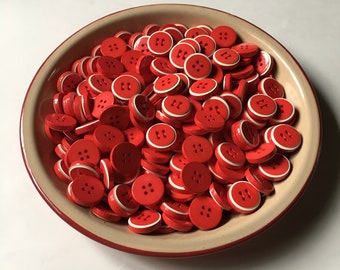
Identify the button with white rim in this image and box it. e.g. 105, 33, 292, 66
270, 98, 296, 125
161, 94, 192, 120
150, 57, 177, 76
160, 200, 189, 220
66, 139, 100, 166
258, 77, 285, 99
247, 94, 277, 121
153, 73, 182, 96
91, 202, 121, 222
146, 123, 177, 151
189, 78, 218, 100
194, 34, 216, 58
194, 108, 225, 132
244, 167, 274, 195
227, 181, 261, 214
212, 48, 240, 69
99, 158, 115, 190
245, 142, 277, 164
147, 30, 174, 56
184, 53, 212, 80
270, 123, 302, 152
220, 92, 243, 119
189, 195, 222, 230
45, 113, 77, 132
231, 120, 260, 150
108, 184, 139, 217
231, 42, 259, 58
209, 182, 232, 211
87, 73, 112, 94
128, 209, 162, 234
202, 96, 230, 121
111, 74, 142, 101
215, 142, 245, 169
257, 153, 291, 181
169, 42, 196, 69
57, 71, 83, 94
254, 51, 274, 77
96, 56, 124, 79
68, 160, 100, 181
128, 94, 155, 122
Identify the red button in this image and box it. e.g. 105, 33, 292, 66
100, 36, 127, 58
181, 135, 213, 163
128, 209, 162, 234
257, 153, 291, 181
68, 160, 100, 181
270, 98, 296, 125
189, 78, 218, 100
147, 30, 174, 56
181, 162, 212, 193
189, 195, 222, 230
123, 126, 145, 148
57, 71, 83, 94
161, 94, 192, 119
169, 42, 196, 69
202, 96, 230, 121
66, 139, 100, 166
99, 105, 130, 130
258, 77, 285, 98
109, 142, 141, 177
209, 182, 231, 211
99, 158, 115, 190
153, 73, 182, 96
169, 153, 189, 174
150, 57, 177, 76
270, 123, 302, 152
108, 184, 139, 217
162, 212, 193, 232
227, 181, 261, 214
131, 173, 165, 206
145, 123, 177, 151
121, 50, 145, 72
184, 53, 212, 80
185, 26, 208, 38
135, 55, 157, 84
112, 74, 142, 101
87, 73, 112, 94
215, 142, 245, 169
194, 108, 225, 132
231, 120, 260, 150
96, 56, 124, 79
254, 51, 274, 77
163, 26, 184, 43
210, 25, 237, 48
68, 175, 104, 207
244, 167, 274, 195
194, 34, 216, 57
160, 200, 189, 220
91, 91, 115, 118
93, 124, 125, 153
91, 202, 121, 222
212, 48, 240, 69
247, 94, 277, 120
245, 142, 277, 164
133, 35, 152, 55
232, 42, 259, 58
45, 113, 77, 131
142, 147, 172, 164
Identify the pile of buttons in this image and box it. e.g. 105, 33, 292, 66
44, 23, 302, 233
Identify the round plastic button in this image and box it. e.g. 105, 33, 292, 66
169, 42, 196, 69
45, 113, 77, 131
227, 181, 261, 214
68, 175, 104, 207
257, 153, 291, 181
93, 124, 125, 153
147, 30, 174, 56
189, 195, 222, 230
109, 142, 141, 177
100, 36, 127, 58
145, 123, 177, 151
128, 209, 162, 234
111, 74, 142, 101
108, 184, 139, 217
181, 135, 213, 163
210, 25, 237, 48
215, 142, 245, 169
184, 53, 212, 80
258, 77, 285, 98
66, 139, 100, 166
181, 162, 212, 193
161, 94, 192, 119
131, 173, 165, 206
212, 48, 240, 69
247, 94, 277, 120
270, 124, 302, 152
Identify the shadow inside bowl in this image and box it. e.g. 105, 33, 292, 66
96, 75, 340, 268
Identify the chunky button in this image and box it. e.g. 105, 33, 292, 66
146, 123, 177, 151
132, 173, 165, 206
128, 209, 162, 234
181, 162, 211, 193
257, 153, 291, 181
184, 53, 212, 80
227, 181, 261, 214
169, 42, 196, 69
210, 25, 237, 48
270, 123, 302, 152
147, 31, 174, 56
189, 195, 222, 230
181, 135, 213, 163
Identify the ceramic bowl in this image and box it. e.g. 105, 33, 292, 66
20, 4, 321, 257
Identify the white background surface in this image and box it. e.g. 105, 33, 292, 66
1, 0, 339, 269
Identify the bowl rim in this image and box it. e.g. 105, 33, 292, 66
19, 3, 322, 257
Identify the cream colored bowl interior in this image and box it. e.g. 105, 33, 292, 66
20, 4, 320, 256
